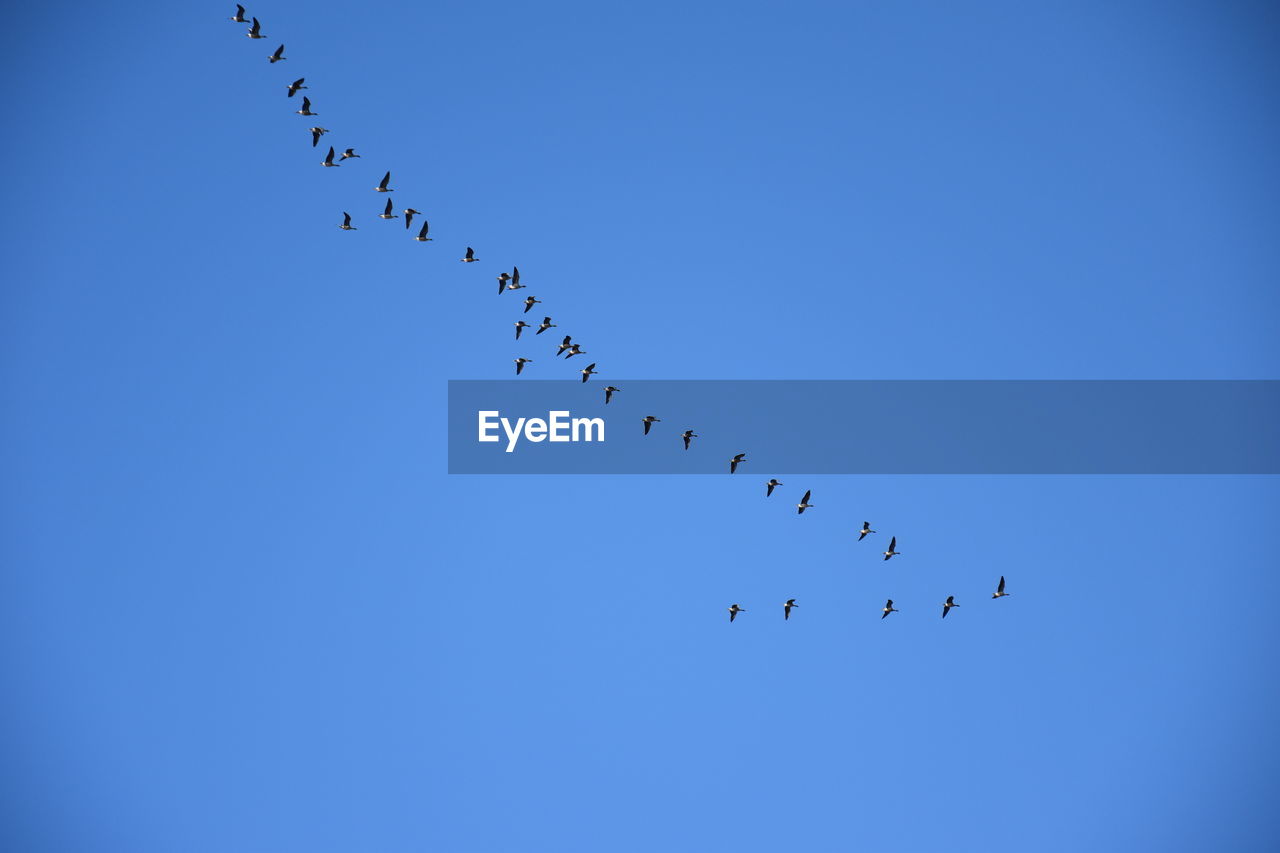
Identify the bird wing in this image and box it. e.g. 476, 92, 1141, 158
802, 490, 811, 503
342, 212, 351, 226
380, 171, 391, 189
301, 96, 311, 110
888, 536, 896, 551
729, 609, 737, 622
418, 222, 428, 238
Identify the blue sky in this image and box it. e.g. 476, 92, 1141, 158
2, 1, 1278, 851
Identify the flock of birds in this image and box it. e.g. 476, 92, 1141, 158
225, 6, 1015, 625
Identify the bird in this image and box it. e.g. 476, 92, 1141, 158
461, 246, 479, 262
858, 521, 876, 541
642, 416, 661, 435
729, 453, 746, 473
580, 363, 598, 383
556, 336, 573, 356
246, 16, 265, 38
883, 536, 900, 561
338, 211, 356, 230
339, 147, 361, 160
603, 386, 619, 404
564, 344, 586, 359
295, 96, 317, 116
413, 221, 432, 242
309, 126, 329, 147
942, 595, 959, 618
321, 146, 339, 167
507, 267, 524, 290
230, 5, 248, 23
378, 198, 398, 220
728, 604, 746, 622
536, 317, 555, 335
522, 296, 540, 314
797, 489, 814, 514
783, 599, 797, 620
268, 44, 286, 63
992, 576, 1010, 599
514, 321, 530, 340
496, 272, 511, 294
374, 171, 394, 192
286, 77, 307, 97
682, 430, 697, 450
765, 478, 782, 497
514, 358, 532, 375
404, 209, 421, 230
881, 599, 899, 619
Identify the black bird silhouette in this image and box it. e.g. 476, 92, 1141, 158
942, 595, 959, 618
783, 599, 798, 620
514, 358, 532, 375
268, 44, 286, 63
564, 344, 586, 359
682, 430, 697, 450
858, 521, 876, 541
603, 386, 619, 404
728, 604, 745, 623
246, 16, 265, 38
413, 221, 432, 242
992, 576, 1010, 599
556, 335, 573, 357
339, 147, 361, 160
580, 363, 598, 383
309, 126, 329, 147
338, 211, 356, 230
375, 171, 394, 192
508, 267, 524, 290
295, 96, 317, 116
642, 416, 661, 435
797, 489, 813, 514
496, 272, 511, 294
321, 146, 339, 167
404, 209, 421, 230
883, 536, 900, 561
765, 478, 782, 497
231, 5, 248, 23
514, 321, 529, 340
286, 77, 306, 97
378, 198, 398, 220
729, 453, 746, 474
461, 246, 478, 262
536, 317, 555, 335
881, 599, 899, 619
522, 296, 540, 314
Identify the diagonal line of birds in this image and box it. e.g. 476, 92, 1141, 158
224, 6, 1016, 626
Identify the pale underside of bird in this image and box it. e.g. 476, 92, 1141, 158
287, 77, 306, 97
642, 416, 661, 435
730, 453, 746, 474
309, 126, 328, 147
295, 96, 317, 116
942, 596, 959, 618
269, 44, 286, 63
993, 576, 1010, 598
682, 430, 697, 450
882, 599, 898, 619
728, 604, 745, 622
797, 489, 813, 514
379, 198, 398, 219
883, 536, 900, 560
375, 171, 393, 192
321, 146, 339, 166
339, 147, 360, 160
246, 17, 265, 38
603, 386, 619, 403
859, 521, 876, 541
580, 363, 597, 383
766, 478, 782, 497
231, 5, 248, 23
522, 296, 540, 313
404, 209, 420, 229
536, 317, 555, 335
338, 211, 356, 230
783, 599, 797, 620
414, 221, 432, 241
514, 358, 532, 375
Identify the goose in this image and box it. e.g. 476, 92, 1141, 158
564, 344, 586, 359
378, 198, 398, 220
783, 599, 798, 620
246, 16, 265, 38
295, 96, 317, 116
413, 221, 432, 241
309, 126, 329, 147
642, 416, 661, 435
796, 489, 814, 514
682, 430, 697, 450
556, 336, 573, 357
728, 604, 746, 623
942, 595, 959, 619
603, 386, 619, 404
514, 358, 532, 375
339, 147, 361, 160
404, 209, 421, 230
286, 77, 306, 97
580, 363, 598, 383
321, 146, 339, 167
507, 267, 525, 290
883, 537, 900, 561
338, 211, 356, 230
858, 521, 876, 541
881, 599, 899, 619
496, 272, 511, 294
514, 321, 530, 340
230, 5, 248, 23
729, 453, 746, 474
374, 171, 394, 192
268, 44, 286, 63
992, 576, 1010, 599
766, 478, 782, 497
461, 246, 478, 262
522, 295, 540, 314
536, 317, 555, 335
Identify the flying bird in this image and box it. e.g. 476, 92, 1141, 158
230, 5, 248, 23
374, 171, 394, 192
268, 44, 286, 63
522, 296, 540, 314
992, 576, 1010, 599
295, 96, 317, 116
883, 536, 900, 561
246, 17, 265, 38
378, 198, 398, 220
496, 272, 510, 293
514, 321, 530, 340
461, 246, 478, 262
507, 267, 524, 290
642, 416, 661, 435
728, 604, 746, 623
309, 126, 329, 147
765, 479, 782, 497
404, 209, 421, 230
564, 344, 586, 359
321, 146, 339, 167
580, 363, 598, 383
682, 430, 697, 450
797, 490, 814, 514
783, 599, 797, 620
603, 386, 619, 404
556, 336, 573, 357
413, 221, 432, 241
339, 147, 361, 160
286, 77, 307, 97
338, 211, 356, 230
881, 599, 899, 619
942, 595, 959, 619
858, 521, 876, 541
536, 317, 555, 335
514, 358, 532, 375
729, 453, 746, 474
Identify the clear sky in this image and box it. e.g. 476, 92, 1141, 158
2, 1, 1278, 851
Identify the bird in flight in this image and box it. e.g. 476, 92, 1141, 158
268, 44, 286, 63
514, 358, 532, 375
564, 344, 586, 359
496, 272, 510, 293
522, 296, 540, 314
309, 126, 329, 147
556, 336, 573, 357
883, 536, 900, 561
580, 363, 598, 383
374, 171, 394, 192
881, 599, 899, 619
992, 576, 1010, 599
858, 521, 876, 541
230, 5, 248, 23
603, 386, 619, 404
339, 148, 360, 160
797, 490, 814, 514
942, 595, 959, 619
413, 221, 432, 242
321, 146, 339, 167
729, 453, 746, 474
783, 599, 798, 620
507, 267, 524, 290
246, 16, 265, 38
536, 317, 555, 335
404, 209, 421, 230
295, 96, 317, 116
765, 478, 782, 497
338, 211, 356, 230
682, 430, 697, 450
728, 604, 746, 623
642, 416, 661, 435
461, 246, 479, 263
378, 198, 398, 220
514, 321, 530, 340
286, 77, 307, 97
